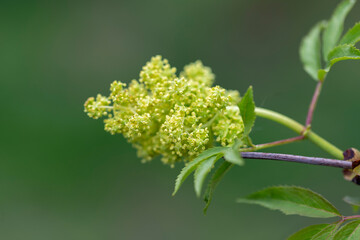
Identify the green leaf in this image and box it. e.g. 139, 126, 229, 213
344, 196, 360, 212
239, 86, 256, 137
323, 0, 356, 60
288, 224, 337, 240
327, 44, 360, 66
203, 161, 233, 214
340, 22, 360, 45
223, 147, 244, 166
333, 220, 360, 239
300, 21, 326, 81
194, 154, 222, 197
172, 147, 226, 196
344, 196, 360, 206
319, 44, 360, 75
237, 186, 341, 218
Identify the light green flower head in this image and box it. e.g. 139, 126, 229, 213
84, 56, 244, 166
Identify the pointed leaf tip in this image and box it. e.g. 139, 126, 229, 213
239, 86, 256, 137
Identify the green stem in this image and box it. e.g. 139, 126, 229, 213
255, 107, 344, 160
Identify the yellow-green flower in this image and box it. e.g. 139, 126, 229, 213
84, 55, 245, 166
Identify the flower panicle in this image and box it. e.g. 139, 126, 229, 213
84, 55, 245, 165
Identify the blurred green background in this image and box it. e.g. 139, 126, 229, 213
1, 0, 360, 239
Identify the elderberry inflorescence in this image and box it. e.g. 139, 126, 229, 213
84, 56, 244, 166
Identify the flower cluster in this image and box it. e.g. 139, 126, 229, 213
84, 56, 244, 166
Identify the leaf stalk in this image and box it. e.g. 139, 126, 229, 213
255, 107, 344, 159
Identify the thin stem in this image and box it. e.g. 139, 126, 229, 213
306, 81, 323, 126
255, 107, 344, 159
343, 215, 360, 220
240, 152, 351, 169
255, 107, 304, 133
98, 106, 114, 109
242, 136, 304, 151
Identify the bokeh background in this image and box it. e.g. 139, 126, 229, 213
1, 0, 360, 239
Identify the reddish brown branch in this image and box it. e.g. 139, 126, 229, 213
241, 152, 351, 169
306, 81, 323, 127
254, 135, 305, 150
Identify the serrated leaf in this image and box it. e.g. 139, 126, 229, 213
333, 220, 360, 239
237, 186, 341, 218
172, 147, 226, 196
223, 147, 244, 166
203, 161, 233, 214
320, 44, 360, 75
340, 22, 360, 45
288, 224, 337, 240
239, 86, 256, 137
194, 154, 222, 197
323, 0, 356, 60
300, 21, 326, 81
327, 44, 360, 66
